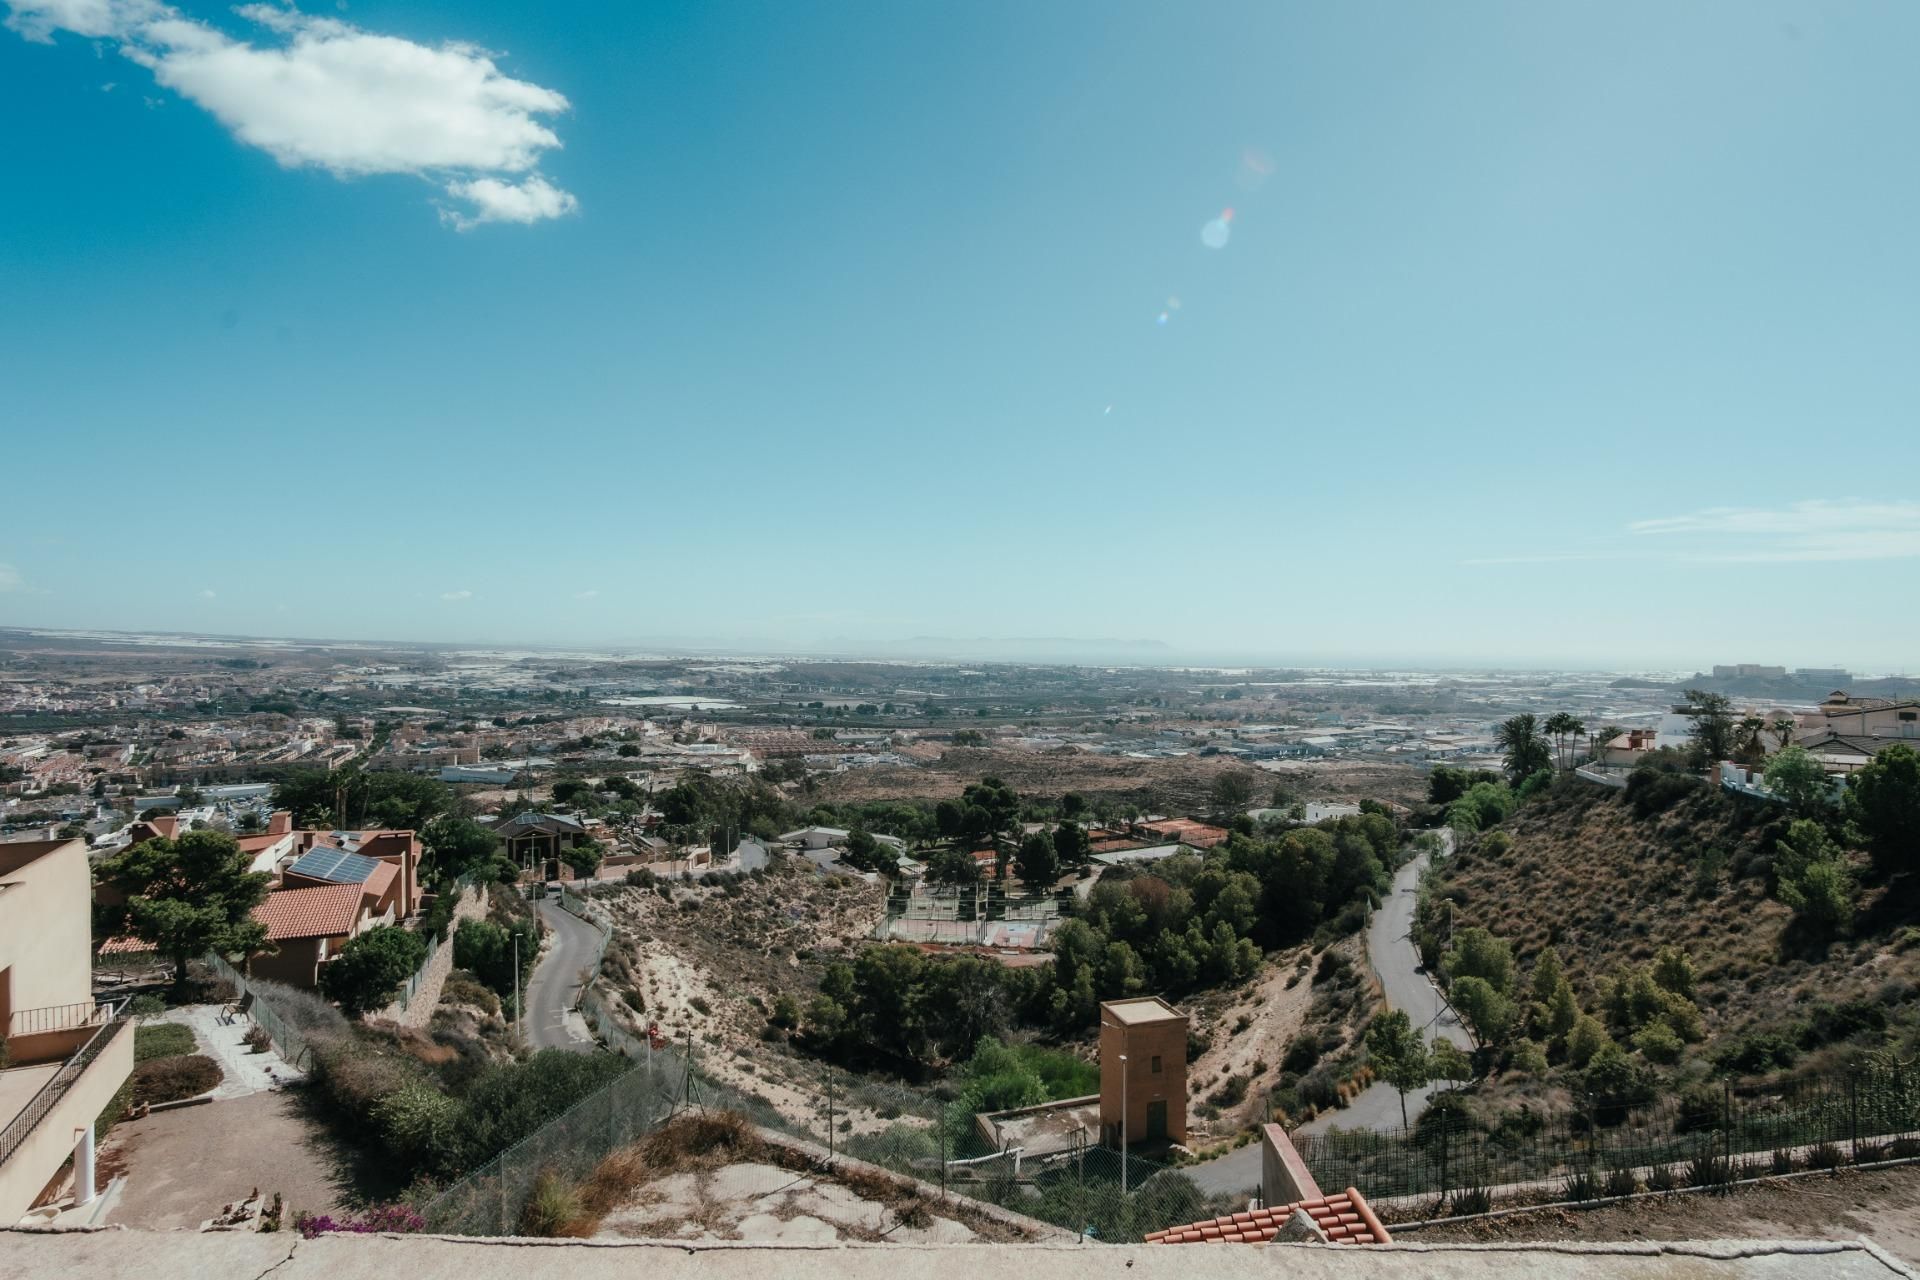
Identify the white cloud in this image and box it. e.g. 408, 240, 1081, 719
198, 587, 216, 598
5, 0, 576, 226
441, 174, 577, 230
440, 589, 472, 601
6, 0, 160, 41
1629, 499, 1920, 562
0, 562, 21, 592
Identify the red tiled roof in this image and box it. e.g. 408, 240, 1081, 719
1144, 1187, 1391, 1246
361, 860, 398, 901
253, 883, 365, 941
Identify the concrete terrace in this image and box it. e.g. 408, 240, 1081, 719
0, 1231, 1914, 1280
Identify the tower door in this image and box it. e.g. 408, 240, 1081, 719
1145, 1100, 1168, 1141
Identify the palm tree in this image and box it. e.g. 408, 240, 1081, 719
1735, 716, 1768, 766
1770, 715, 1799, 755
1544, 712, 1581, 769
1498, 714, 1553, 782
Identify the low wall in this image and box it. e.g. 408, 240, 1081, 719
378, 886, 489, 1028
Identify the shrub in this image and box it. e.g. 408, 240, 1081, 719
133, 1023, 196, 1063
373, 1082, 465, 1177
1633, 1021, 1684, 1065
295, 1204, 425, 1238
1647, 1164, 1677, 1192
1771, 1148, 1795, 1175
126, 994, 167, 1020
1450, 1186, 1492, 1215
1562, 1170, 1598, 1202
248, 979, 350, 1036
1281, 1033, 1320, 1075
1603, 1167, 1638, 1197
1807, 1142, 1844, 1170
244, 1025, 272, 1054
131, 1054, 221, 1105
1685, 1150, 1730, 1191
1209, 1074, 1250, 1107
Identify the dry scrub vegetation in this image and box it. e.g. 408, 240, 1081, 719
1436, 779, 1920, 1073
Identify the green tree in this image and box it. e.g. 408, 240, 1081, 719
617, 744, 640, 757
1764, 746, 1834, 818
1450, 976, 1514, 1048
1497, 715, 1552, 784
926, 848, 983, 886
1015, 831, 1061, 889
321, 924, 430, 1016
421, 815, 500, 880
1364, 1009, 1430, 1127
1052, 821, 1091, 870
1429, 1038, 1474, 1091
93, 830, 271, 989
1773, 819, 1854, 934
844, 828, 899, 876
1679, 689, 1737, 769
1446, 927, 1513, 994
1565, 1012, 1610, 1068
1848, 743, 1920, 878
1208, 771, 1255, 822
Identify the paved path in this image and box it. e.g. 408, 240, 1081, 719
524, 898, 603, 1052
1189, 834, 1467, 1193
1299, 833, 1468, 1135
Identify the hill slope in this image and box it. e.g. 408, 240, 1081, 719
1432, 776, 1920, 1075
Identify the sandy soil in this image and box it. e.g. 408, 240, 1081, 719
104, 1090, 355, 1229
1402, 1165, 1920, 1266
1184, 948, 1316, 1145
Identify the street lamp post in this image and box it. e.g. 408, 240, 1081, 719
1118, 1052, 1129, 1198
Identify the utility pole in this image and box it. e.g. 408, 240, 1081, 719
513, 933, 523, 1041
1118, 1052, 1130, 1199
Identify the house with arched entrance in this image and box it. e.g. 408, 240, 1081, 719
495, 811, 590, 879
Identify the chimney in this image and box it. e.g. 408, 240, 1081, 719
268, 810, 292, 836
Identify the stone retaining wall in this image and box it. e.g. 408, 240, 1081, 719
380, 885, 489, 1028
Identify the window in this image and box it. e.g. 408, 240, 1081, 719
1151, 1055, 1162, 1074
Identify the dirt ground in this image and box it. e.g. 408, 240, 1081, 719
1183, 947, 1316, 1146
809, 747, 1424, 812
103, 1090, 357, 1229
1402, 1165, 1920, 1266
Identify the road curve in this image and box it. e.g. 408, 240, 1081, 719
524, 896, 603, 1053
1297, 832, 1469, 1134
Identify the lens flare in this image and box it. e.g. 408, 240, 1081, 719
1200, 209, 1232, 249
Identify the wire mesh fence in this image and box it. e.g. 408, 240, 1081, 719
1296, 1064, 1920, 1204
202, 951, 312, 1069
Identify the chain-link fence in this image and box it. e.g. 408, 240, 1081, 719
1297, 1064, 1920, 1204
202, 951, 312, 1069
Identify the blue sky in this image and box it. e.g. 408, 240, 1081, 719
4, 1, 1919, 671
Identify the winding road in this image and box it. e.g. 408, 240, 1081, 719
1187, 832, 1465, 1194
523, 896, 604, 1052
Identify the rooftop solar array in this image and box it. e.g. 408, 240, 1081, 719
287, 847, 384, 885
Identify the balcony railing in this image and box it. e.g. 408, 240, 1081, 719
7, 1002, 111, 1038
0, 998, 128, 1171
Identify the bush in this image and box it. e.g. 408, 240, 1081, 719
126, 994, 166, 1020
244, 1025, 272, 1054
323, 925, 431, 1017
1603, 1167, 1638, 1197
1633, 1021, 1684, 1065
1281, 1032, 1320, 1075
131, 1054, 221, 1105
373, 1082, 466, 1177
134, 1023, 196, 1063
1647, 1164, 1677, 1192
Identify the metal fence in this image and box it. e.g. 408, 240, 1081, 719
1296, 1065, 1920, 1204
201, 951, 313, 1070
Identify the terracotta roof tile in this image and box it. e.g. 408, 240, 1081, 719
253, 883, 365, 941
1143, 1186, 1390, 1247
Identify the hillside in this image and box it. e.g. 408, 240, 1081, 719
1431, 775, 1920, 1076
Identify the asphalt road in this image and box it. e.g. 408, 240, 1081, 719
1297, 832, 1469, 1135
1188, 834, 1467, 1193
523, 897, 603, 1053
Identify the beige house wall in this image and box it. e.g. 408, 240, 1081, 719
0, 1020, 132, 1222
0, 840, 94, 1019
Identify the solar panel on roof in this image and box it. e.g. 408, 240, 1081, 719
288, 848, 383, 885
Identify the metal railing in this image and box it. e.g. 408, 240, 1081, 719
1295, 1065, 1920, 1204
0, 999, 128, 1170
7, 1002, 110, 1038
